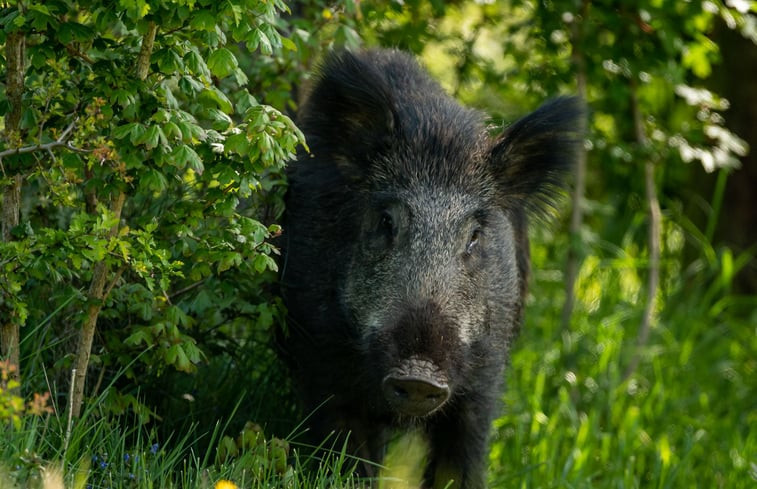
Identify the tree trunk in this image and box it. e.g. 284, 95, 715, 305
624, 79, 661, 380
696, 21, 757, 293
70, 191, 125, 418
561, 0, 589, 329
1, 31, 26, 379
69, 24, 156, 417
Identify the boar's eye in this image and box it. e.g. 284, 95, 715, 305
378, 210, 396, 242
366, 204, 401, 251
465, 228, 482, 255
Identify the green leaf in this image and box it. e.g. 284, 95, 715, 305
112, 88, 136, 108
235, 92, 258, 113
206, 48, 238, 79
184, 49, 210, 79
151, 108, 170, 124
206, 108, 232, 130
281, 36, 297, 52
183, 341, 203, 363
163, 121, 182, 141
164, 87, 179, 110
233, 68, 249, 86
28, 4, 57, 30
178, 75, 205, 95
246, 28, 261, 52
166, 305, 191, 327
256, 28, 272, 55
120, 0, 151, 20
189, 10, 217, 31
126, 124, 147, 145
199, 87, 233, 114
125, 329, 153, 347
253, 254, 277, 273
171, 145, 204, 174
155, 48, 184, 74
0, 10, 21, 32
19, 108, 37, 131
217, 252, 240, 273
260, 24, 282, 51
113, 122, 139, 140
225, 132, 250, 156
139, 168, 167, 192
224, 2, 243, 26
12, 13, 26, 29
134, 125, 165, 150
174, 120, 205, 143
58, 21, 95, 44
62, 152, 83, 168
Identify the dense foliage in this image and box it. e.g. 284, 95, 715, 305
0, 0, 363, 424
1, 0, 755, 488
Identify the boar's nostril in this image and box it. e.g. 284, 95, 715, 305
391, 384, 409, 400
382, 375, 450, 417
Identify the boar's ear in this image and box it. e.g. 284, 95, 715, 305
489, 97, 585, 216
297, 50, 397, 165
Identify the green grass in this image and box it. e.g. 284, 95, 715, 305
2, 221, 755, 488
0, 411, 365, 489
488, 224, 757, 488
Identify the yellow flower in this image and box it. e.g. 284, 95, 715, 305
215, 480, 238, 489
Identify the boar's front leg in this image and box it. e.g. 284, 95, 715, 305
425, 394, 498, 489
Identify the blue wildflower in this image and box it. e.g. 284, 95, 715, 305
100, 460, 108, 469
150, 443, 159, 454
124, 453, 130, 463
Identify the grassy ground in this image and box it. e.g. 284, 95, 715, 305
489, 225, 756, 488
1, 224, 755, 488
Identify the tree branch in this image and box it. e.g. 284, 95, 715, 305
103, 265, 127, 301
169, 278, 208, 301
136, 21, 158, 81
0, 120, 87, 161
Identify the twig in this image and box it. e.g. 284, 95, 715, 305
90, 361, 107, 400
64, 43, 95, 64
169, 278, 208, 300
103, 265, 127, 300
0, 120, 88, 160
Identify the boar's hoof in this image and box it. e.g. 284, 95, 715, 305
382, 374, 450, 417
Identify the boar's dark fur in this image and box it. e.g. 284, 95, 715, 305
279, 49, 584, 489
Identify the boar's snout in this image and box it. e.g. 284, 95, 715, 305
382, 358, 450, 417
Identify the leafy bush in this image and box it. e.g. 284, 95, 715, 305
0, 0, 362, 426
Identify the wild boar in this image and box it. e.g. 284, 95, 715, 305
280, 49, 583, 489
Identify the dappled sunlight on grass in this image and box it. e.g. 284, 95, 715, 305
488, 223, 757, 487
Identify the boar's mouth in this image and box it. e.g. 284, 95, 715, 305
381, 357, 450, 417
